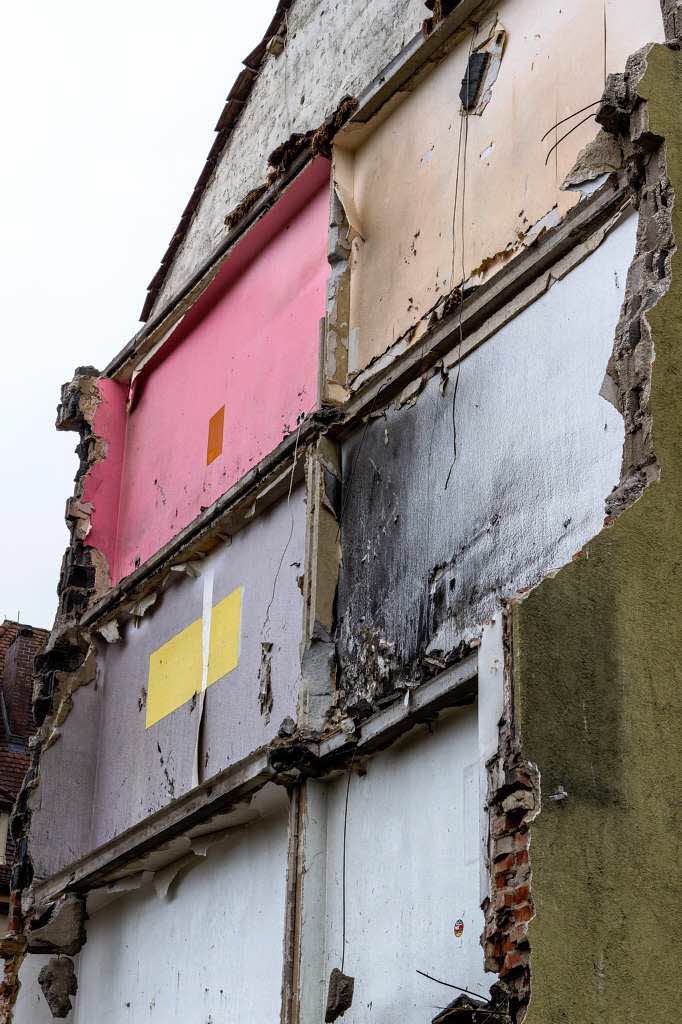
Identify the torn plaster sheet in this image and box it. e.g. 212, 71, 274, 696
127, 591, 158, 621
128, 316, 186, 391
564, 173, 611, 198
192, 563, 215, 789
170, 559, 204, 578
333, 147, 365, 242
185, 783, 288, 840
470, 19, 507, 115
153, 853, 198, 899
87, 871, 154, 915
190, 825, 248, 858
101, 836, 195, 883
97, 619, 121, 643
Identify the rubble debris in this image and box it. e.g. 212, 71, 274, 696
561, 129, 624, 193
423, 0, 465, 35
481, 693, 539, 1022
595, 47, 673, 516
37, 957, 78, 1018
224, 183, 269, 231
225, 95, 358, 232
277, 716, 296, 737
55, 368, 112, 602
325, 968, 354, 1023
258, 642, 274, 721
27, 894, 86, 957
432, 981, 510, 1023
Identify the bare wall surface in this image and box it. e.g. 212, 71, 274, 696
113, 179, 327, 582
344, 0, 663, 373
15, 805, 289, 1024
30, 490, 305, 875
315, 704, 488, 1020
152, 0, 428, 314
338, 215, 636, 691
28, 673, 102, 880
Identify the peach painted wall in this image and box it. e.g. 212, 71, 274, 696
110, 162, 329, 582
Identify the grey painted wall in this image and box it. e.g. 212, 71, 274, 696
30, 488, 305, 875
152, 0, 428, 314
337, 215, 636, 699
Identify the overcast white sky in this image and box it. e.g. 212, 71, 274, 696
1, 1, 275, 629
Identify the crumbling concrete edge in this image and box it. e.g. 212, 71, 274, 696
0, 368, 114, 1020
480, 39, 681, 1024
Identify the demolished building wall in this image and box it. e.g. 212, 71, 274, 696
30, 486, 307, 876
337, 215, 634, 702
113, 165, 329, 581
511, 41, 682, 1023
2, 2, 680, 1023
146, 0, 429, 316
338, 0, 663, 374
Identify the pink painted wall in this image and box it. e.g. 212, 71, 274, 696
111, 160, 330, 582
83, 378, 127, 581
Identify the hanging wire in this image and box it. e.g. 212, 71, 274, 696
416, 969, 491, 1003
540, 100, 601, 143
544, 110, 599, 167
444, 26, 477, 491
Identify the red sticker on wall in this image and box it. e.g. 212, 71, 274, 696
454, 919, 464, 938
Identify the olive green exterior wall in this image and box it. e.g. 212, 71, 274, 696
513, 45, 682, 1024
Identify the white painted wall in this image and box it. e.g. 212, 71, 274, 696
14, 803, 289, 1024
13, 953, 76, 1024
301, 703, 489, 1024
338, 213, 637, 677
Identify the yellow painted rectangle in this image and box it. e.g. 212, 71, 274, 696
146, 617, 203, 728
207, 405, 225, 465
207, 586, 242, 686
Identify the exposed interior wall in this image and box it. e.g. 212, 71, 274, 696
30, 489, 306, 875
13, 802, 289, 1024
337, 213, 635, 701
511, 43, 682, 1024
113, 177, 328, 583
151, 0, 428, 314
81, 379, 127, 576
12, 953, 74, 1024
339, 0, 664, 375
28, 672, 101, 880
300, 703, 488, 1023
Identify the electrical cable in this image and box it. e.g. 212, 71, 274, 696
445, 26, 476, 491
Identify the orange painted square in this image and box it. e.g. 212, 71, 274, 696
207, 405, 225, 465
